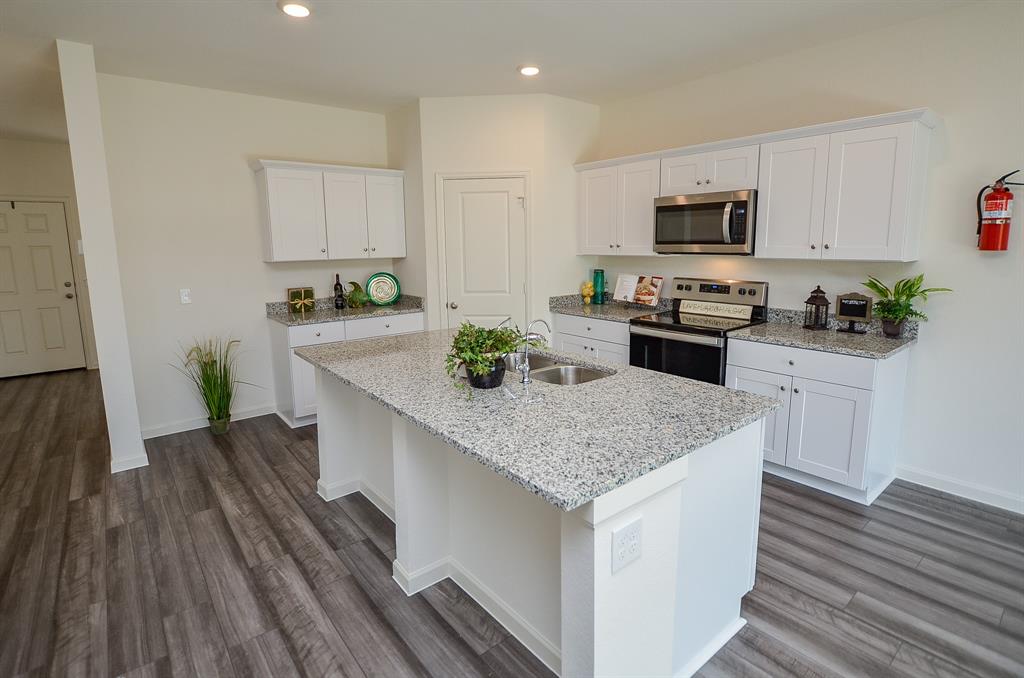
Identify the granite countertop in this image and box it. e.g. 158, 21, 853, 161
267, 297, 424, 327
296, 330, 779, 511
549, 295, 667, 323
729, 322, 915, 359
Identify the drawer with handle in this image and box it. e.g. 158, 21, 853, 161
553, 313, 630, 346
288, 321, 347, 348
346, 312, 424, 341
727, 339, 876, 390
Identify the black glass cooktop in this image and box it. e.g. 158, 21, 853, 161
630, 310, 766, 336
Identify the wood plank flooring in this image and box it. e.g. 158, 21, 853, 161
0, 368, 1021, 677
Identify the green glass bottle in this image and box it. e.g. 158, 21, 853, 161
593, 269, 605, 305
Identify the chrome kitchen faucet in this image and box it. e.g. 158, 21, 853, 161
518, 319, 551, 385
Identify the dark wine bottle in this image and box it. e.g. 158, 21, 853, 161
334, 274, 346, 309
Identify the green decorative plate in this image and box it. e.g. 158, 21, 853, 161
366, 272, 401, 306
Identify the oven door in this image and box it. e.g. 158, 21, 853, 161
628, 326, 726, 385
654, 190, 756, 254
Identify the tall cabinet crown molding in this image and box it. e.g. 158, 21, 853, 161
256, 159, 406, 263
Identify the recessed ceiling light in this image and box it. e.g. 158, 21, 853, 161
519, 65, 540, 77
278, 1, 311, 18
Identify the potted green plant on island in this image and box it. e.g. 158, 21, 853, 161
862, 274, 951, 338
175, 338, 251, 434
444, 322, 525, 390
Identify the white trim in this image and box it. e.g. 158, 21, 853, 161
111, 453, 149, 473
896, 465, 1024, 515
316, 478, 396, 521
764, 462, 894, 506
392, 557, 451, 595
674, 617, 746, 678
274, 410, 317, 430
433, 171, 532, 330
140, 403, 276, 439
574, 108, 939, 171
252, 158, 403, 176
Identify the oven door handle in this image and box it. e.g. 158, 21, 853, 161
629, 325, 724, 347
722, 201, 733, 244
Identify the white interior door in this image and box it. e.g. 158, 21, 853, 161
442, 177, 527, 330
0, 201, 86, 377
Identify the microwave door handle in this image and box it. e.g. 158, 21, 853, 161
722, 202, 733, 244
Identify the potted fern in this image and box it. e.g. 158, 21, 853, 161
444, 322, 523, 389
176, 338, 249, 434
862, 274, 951, 338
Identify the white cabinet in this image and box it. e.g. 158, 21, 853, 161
260, 167, 328, 261
577, 160, 659, 255
755, 122, 928, 262
257, 160, 406, 262
552, 314, 631, 366
755, 135, 830, 259
726, 339, 910, 505
269, 312, 425, 427
660, 145, 759, 196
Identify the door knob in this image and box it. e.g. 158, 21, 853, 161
65, 293, 74, 299
449, 302, 459, 309
64, 281, 72, 288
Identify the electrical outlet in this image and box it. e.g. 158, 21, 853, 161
611, 517, 642, 573
179, 288, 192, 304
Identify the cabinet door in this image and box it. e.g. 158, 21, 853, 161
708, 145, 759, 192
822, 122, 914, 261
616, 159, 660, 255
554, 333, 589, 358
324, 171, 369, 259
265, 168, 328, 261
786, 377, 871, 488
755, 135, 830, 259
291, 350, 317, 418
365, 174, 406, 258
578, 167, 618, 254
590, 337, 629, 366
725, 366, 791, 465
660, 152, 709, 196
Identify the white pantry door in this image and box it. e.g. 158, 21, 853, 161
0, 201, 86, 377
442, 177, 527, 330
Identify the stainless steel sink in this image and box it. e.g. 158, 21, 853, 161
529, 365, 612, 385
503, 353, 562, 372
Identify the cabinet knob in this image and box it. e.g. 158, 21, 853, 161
810, 244, 816, 250
823, 243, 830, 250
385, 323, 390, 328
449, 302, 459, 309
609, 244, 614, 248
706, 178, 712, 185
586, 326, 591, 331
793, 388, 800, 394
65, 292, 74, 299
363, 248, 369, 252
696, 179, 703, 185
314, 331, 321, 337
321, 248, 326, 253
779, 385, 786, 391
371, 247, 376, 252
788, 360, 794, 365
616, 244, 621, 248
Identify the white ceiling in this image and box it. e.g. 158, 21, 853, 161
0, 0, 960, 142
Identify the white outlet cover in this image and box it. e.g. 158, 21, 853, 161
611, 517, 642, 574
179, 288, 192, 304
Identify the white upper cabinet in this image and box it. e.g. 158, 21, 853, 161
261, 167, 328, 262
822, 122, 920, 261
660, 145, 759, 196
257, 160, 406, 262
324, 171, 369, 260
365, 174, 407, 258
578, 160, 659, 255
756, 134, 830, 259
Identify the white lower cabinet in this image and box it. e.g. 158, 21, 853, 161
726, 339, 909, 505
552, 314, 631, 366
270, 312, 424, 427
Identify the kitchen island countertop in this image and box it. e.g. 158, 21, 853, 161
296, 329, 778, 511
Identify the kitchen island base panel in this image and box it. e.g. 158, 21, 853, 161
764, 461, 896, 506
316, 372, 765, 677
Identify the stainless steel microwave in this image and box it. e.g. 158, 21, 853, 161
654, 189, 756, 255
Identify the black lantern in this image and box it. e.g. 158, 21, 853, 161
803, 285, 830, 330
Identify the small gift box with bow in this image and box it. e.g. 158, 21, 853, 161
287, 287, 315, 314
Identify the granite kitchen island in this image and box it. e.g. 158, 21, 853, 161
297, 330, 779, 677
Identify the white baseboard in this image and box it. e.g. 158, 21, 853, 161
392, 557, 451, 595
274, 410, 316, 430
896, 465, 1024, 515
141, 404, 276, 440
764, 462, 892, 506
110, 453, 150, 473
674, 617, 746, 678
317, 479, 396, 522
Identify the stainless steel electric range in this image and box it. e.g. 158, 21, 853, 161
629, 277, 769, 385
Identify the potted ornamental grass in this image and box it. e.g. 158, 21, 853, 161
444, 322, 523, 389
175, 338, 251, 434
862, 274, 951, 338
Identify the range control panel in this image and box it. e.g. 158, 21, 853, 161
671, 277, 769, 307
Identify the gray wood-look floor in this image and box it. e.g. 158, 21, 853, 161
0, 369, 1021, 677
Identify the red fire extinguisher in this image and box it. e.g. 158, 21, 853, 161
977, 169, 1020, 251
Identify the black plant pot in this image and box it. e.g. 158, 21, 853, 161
466, 360, 506, 389
881, 319, 905, 338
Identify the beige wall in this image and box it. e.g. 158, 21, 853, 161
414, 94, 600, 329
0, 136, 99, 369
593, 2, 1024, 509
97, 75, 391, 436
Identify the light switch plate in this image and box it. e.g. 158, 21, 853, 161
611, 517, 642, 573
179, 288, 192, 304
